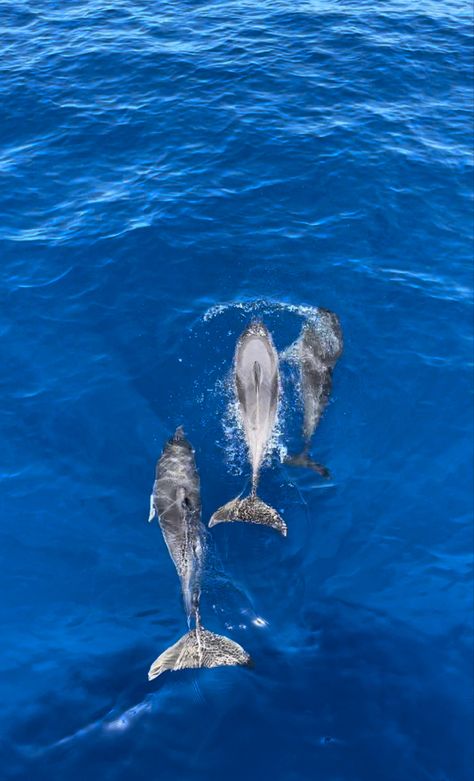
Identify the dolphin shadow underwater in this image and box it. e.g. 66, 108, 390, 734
282, 308, 343, 479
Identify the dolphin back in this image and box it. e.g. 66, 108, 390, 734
207, 322, 285, 537
235, 321, 280, 481
149, 427, 205, 614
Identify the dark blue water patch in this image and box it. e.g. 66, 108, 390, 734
1, 0, 473, 780
2, 604, 472, 781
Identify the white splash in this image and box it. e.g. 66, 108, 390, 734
203, 298, 320, 323
252, 616, 269, 628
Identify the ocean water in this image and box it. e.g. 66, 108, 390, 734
1, 1, 473, 779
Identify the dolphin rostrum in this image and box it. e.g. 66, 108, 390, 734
283, 308, 343, 477
147, 426, 251, 679
209, 321, 287, 536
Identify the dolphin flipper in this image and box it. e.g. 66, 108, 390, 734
148, 493, 156, 522
148, 628, 251, 680
209, 495, 287, 536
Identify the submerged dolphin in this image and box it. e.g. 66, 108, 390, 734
283, 308, 343, 477
209, 321, 287, 536
147, 427, 251, 679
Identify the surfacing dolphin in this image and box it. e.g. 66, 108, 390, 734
209, 321, 287, 536
283, 308, 343, 477
147, 426, 251, 679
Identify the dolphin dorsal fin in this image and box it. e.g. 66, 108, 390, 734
253, 360, 262, 390
177, 486, 191, 511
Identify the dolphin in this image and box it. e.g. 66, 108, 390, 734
283, 308, 343, 477
209, 321, 287, 536
147, 426, 251, 679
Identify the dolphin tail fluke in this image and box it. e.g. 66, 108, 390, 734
284, 452, 331, 479
209, 495, 287, 536
148, 628, 251, 680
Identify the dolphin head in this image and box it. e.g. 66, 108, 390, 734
302, 310, 343, 364
241, 319, 270, 341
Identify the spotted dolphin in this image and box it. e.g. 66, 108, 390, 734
147, 427, 251, 679
209, 321, 287, 536
283, 308, 343, 477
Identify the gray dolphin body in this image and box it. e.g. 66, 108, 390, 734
284, 309, 343, 477
147, 427, 250, 679
209, 321, 287, 536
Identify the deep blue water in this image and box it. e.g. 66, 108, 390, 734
1, 1, 473, 779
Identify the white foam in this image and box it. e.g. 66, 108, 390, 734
252, 616, 269, 628
203, 298, 320, 323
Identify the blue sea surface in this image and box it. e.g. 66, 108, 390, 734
1, 1, 473, 779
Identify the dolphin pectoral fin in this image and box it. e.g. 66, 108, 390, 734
148, 494, 156, 522
209, 496, 287, 536
284, 453, 331, 479
148, 628, 251, 680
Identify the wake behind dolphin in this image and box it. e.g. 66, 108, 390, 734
147, 427, 250, 679
209, 321, 287, 536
